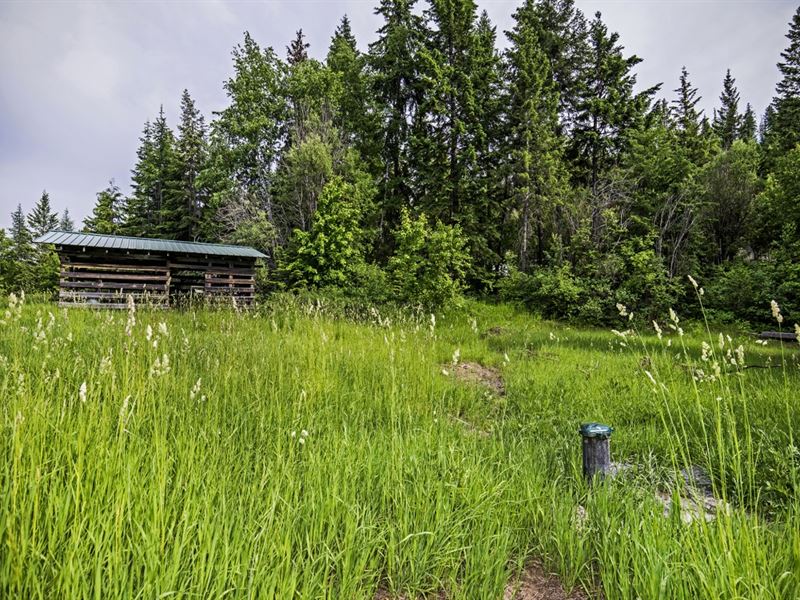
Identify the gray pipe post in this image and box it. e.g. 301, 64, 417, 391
579, 423, 613, 484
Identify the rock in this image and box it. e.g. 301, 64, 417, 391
655, 490, 731, 524
680, 465, 713, 497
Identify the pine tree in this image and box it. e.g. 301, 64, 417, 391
759, 104, 776, 143
163, 89, 209, 240
124, 107, 178, 237
672, 68, 702, 136
529, 0, 589, 136
27, 191, 59, 237
713, 69, 741, 150
505, 0, 566, 271
6, 205, 33, 290
58, 209, 75, 231
327, 15, 380, 166
409, 0, 502, 284
766, 8, 800, 158
569, 12, 658, 192
84, 181, 123, 234
670, 67, 714, 164
369, 0, 423, 238
287, 29, 310, 65
470, 10, 506, 276
10, 204, 32, 256
413, 0, 479, 221
739, 103, 757, 142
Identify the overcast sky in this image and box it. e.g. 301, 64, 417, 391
0, 0, 796, 230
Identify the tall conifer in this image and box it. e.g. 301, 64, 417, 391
27, 191, 59, 237
713, 69, 741, 150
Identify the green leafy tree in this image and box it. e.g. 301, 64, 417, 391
275, 58, 344, 236
713, 69, 741, 150
27, 190, 59, 237
387, 208, 470, 308
699, 140, 761, 263
752, 145, 800, 253
280, 176, 366, 288
84, 181, 124, 234
206, 33, 287, 248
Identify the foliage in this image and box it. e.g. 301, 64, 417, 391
83, 181, 124, 234
280, 176, 367, 288
5, 2, 800, 327
387, 208, 470, 308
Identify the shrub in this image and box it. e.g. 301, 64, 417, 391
387, 208, 470, 309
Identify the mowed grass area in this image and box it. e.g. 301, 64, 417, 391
1, 294, 799, 599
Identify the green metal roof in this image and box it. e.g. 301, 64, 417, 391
34, 231, 267, 259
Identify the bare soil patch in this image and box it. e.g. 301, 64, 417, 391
483, 326, 508, 337
448, 361, 505, 396
374, 563, 587, 600
504, 563, 589, 600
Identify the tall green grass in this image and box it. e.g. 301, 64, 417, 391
1, 293, 798, 598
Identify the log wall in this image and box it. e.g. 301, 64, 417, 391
56, 249, 257, 308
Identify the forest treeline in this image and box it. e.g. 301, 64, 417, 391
2, 1, 800, 325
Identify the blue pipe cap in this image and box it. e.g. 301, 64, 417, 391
579, 423, 614, 439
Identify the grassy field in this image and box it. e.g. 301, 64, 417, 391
1, 292, 799, 599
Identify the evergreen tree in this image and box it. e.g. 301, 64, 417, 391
740, 103, 757, 142
408, 0, 506, 284
672, 68, 703, 145
327, 15, 380, 167
469, 10, 506, 276
84, 181, 123, 234
569, 12, 657, 193
765, 8, 800, 159
713, 69, 741, 150
0, 229, 13, 292
10, 204, 33, 258
287, 29, 310, 65
27, 190, 59, 237
504, 0, 567, 271
369, 0, 423, 239
412, 0, 480, 221
123, 108, 178, 236
163, 89, 209, 240
673, 67, 702, 131
529, 0, 589, 136
58, 209, 75, 231
759, 104, 776, 143
8, 204, 34, 290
